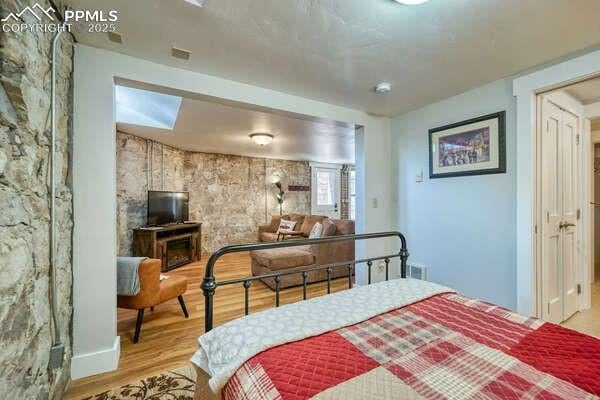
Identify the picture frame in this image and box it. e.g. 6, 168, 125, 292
428, 111, 506, 179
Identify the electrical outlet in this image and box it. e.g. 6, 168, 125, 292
48, 343, 64, 369
372, 197, 378, 208
377, 262, 385, 272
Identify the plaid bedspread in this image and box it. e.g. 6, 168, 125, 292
222, 293, 600, 399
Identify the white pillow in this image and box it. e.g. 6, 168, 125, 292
308, 222, 323, 239
277, 219, 297, 232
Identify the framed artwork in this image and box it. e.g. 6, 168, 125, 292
428, 111, 506, 179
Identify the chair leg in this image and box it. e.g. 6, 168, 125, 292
133, 309, 144, 343
178, 295, 189, 318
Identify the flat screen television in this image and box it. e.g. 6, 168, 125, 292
147, 191, 189, 226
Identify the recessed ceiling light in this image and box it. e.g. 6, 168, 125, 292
374, 82, 392, 94
249, 133, 274, 146
394, 0, 429, 4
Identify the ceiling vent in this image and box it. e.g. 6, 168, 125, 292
171, 47, 191, 60
108, 31, 122, 44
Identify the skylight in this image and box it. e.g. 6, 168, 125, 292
115, 85, 182, 130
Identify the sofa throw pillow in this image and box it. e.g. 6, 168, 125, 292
321, 219, 337, 237
277, 219, 297, 232
308, 222, 323, 239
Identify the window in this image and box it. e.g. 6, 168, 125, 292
310, 164, 342, 217
316, 170, 335, 206
349, 169, 356, 220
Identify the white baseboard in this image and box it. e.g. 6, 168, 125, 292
71, 336, 120, 380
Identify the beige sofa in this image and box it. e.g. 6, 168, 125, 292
257, 214, 327, 242
251, 218, 355, 290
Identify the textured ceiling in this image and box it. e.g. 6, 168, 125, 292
65, 0, 600, 116
117, 92, 356, 164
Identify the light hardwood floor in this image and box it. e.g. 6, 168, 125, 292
65, 258, 600, 399
562, 281, 600, 338
65, 252, 352, 399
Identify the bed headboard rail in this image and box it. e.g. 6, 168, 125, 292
201, 231, 409, 332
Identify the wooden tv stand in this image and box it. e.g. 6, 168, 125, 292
133, 223, 202, 271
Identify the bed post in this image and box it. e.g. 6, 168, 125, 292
398, 232, 409, 279
201, 276, 216, 332
202, 250, 222, 332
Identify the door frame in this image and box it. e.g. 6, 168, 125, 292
535, 91, 587, 321
513, 48, 600, 317
310, 162, 342, 218
587, 114, 600, 284
590, 120, 597, 285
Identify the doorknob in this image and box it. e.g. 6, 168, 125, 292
559, 222, 576, 229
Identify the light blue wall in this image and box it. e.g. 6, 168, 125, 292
391, 78, 516, 309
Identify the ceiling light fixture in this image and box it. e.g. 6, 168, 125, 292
250, 133, 274, 146
374, 82, 392, 94
394, 0, 429, 4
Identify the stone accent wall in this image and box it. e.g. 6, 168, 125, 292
0, 2, 74, 399
265, 158, 311, 218
116, 132, 311, 254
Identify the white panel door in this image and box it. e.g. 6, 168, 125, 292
541, 98, 563, 323
311, 166, 341, 218
561, 109, 579, 321
540, 96, 580, 323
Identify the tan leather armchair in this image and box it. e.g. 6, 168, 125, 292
117, 258, 189, 343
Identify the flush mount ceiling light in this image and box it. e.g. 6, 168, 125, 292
249, 133, 274, 146
394, 0, 429, 4
374, 82, 392, 93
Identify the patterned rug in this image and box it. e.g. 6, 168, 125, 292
82, 365, 197, 400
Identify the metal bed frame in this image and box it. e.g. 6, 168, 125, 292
201, 231, 409, 332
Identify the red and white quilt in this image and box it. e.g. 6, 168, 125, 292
222, 293, 600, 399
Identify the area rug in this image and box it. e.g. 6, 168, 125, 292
82, 364, 196, 400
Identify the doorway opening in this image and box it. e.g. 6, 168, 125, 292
113, 79, 358, 256
67, 77, 362, 397
535, 76, 600, 336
